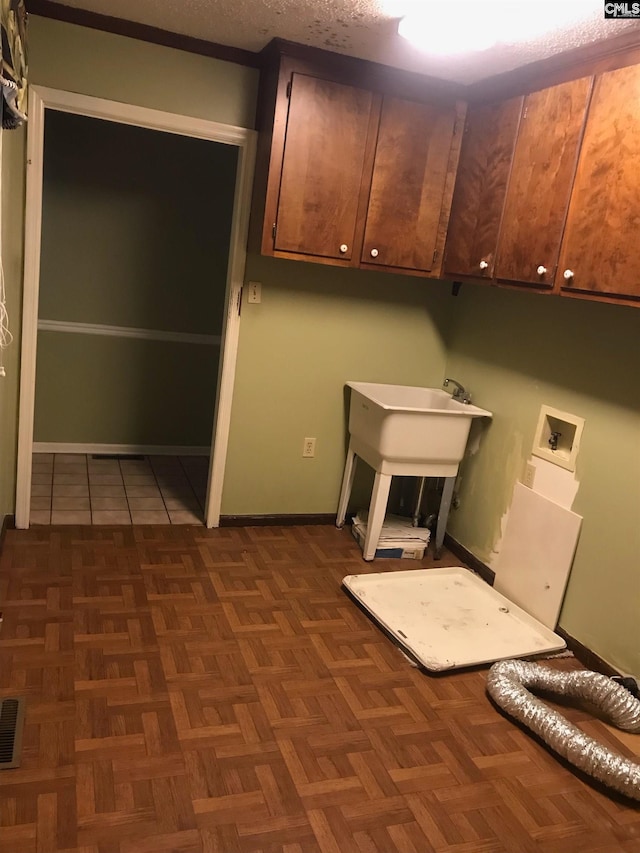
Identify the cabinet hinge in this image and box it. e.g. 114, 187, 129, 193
272, 222, 277, 240
433, 249, 439, 264
236, 286, 243, 317
286, 80, 292, 99
522, 106, 528, 119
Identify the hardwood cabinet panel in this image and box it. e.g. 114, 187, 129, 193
361, 97, 456, 272
274, 73, 373, 260
443, 97, 522, 279
495, 77, 592, 287
559, 64, 640, 300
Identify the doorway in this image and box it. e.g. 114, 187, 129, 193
15, 87, 256, 528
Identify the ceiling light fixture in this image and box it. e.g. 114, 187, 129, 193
390, 0, 602, 56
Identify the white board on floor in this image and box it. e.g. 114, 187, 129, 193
343, 567, 566, 672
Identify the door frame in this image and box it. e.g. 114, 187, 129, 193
15, 85, 257, 528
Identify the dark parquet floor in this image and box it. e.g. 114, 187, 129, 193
0, 523, 638, 852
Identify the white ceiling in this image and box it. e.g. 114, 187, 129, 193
43, 0, 640, 83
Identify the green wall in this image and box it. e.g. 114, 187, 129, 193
34, 110, 237, 446
28, 18, 258, 129
445, 286, 640, 677
222, 255, 453, 514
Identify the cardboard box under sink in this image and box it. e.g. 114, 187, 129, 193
351, 511, 430, 559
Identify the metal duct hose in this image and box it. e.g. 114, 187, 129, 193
486, 660, 640, 801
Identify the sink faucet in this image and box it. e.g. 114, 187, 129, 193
443, 377, 471, 404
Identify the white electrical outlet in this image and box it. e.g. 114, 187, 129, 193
302, 437, 316, 458
523, 461, 536, 489
247, 281, 262, 303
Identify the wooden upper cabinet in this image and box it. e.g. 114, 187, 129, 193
443, 97, 522, 279
361, 97, 457, 273
251, 46, 463, 276
273, 73, 374, 260
252, 41, 640, 306
494, 77, 592, 287
558, 63, 640, 301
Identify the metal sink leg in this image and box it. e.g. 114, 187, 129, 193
434, 476, 455, 559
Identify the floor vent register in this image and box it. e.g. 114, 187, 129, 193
0, 697, 26, 769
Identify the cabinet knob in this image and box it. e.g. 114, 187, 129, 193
537, 265, 547, 275
479, 260, 489, 270
370, 248, 379, 258
563, 269, 574, 280
339, 244, 348, 254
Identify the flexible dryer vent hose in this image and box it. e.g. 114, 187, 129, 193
486, 660, 640, 801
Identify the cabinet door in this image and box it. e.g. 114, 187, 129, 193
443, 97, 522, 279
559, 64, 640, 300
444, 97, 523, 278
274, 73, 373, 260
494, 77, 592, 287
361, 97, 456, 272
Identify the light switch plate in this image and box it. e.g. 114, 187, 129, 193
247, 281, 261, 303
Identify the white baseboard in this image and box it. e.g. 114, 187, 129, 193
32, 442, 210, 457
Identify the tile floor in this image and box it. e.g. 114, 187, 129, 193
30, 453, 208, 525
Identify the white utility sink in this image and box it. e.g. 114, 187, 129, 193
337, 382, 492, 560
346, 382, 492, 477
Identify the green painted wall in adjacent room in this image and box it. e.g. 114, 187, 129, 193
39, 111, 236, 333
34, 110, 237, 446
34, 333, 219, 446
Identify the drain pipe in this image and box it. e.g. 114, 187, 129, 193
412, 477, 426, 527
486, 660, 640, 801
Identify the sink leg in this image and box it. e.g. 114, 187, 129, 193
412, 477, 426, 527
336, 445, 357, 529
434, 476, 455, 560
363, 472, 392, 561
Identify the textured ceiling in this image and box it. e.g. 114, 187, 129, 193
41, 0, 640, 83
